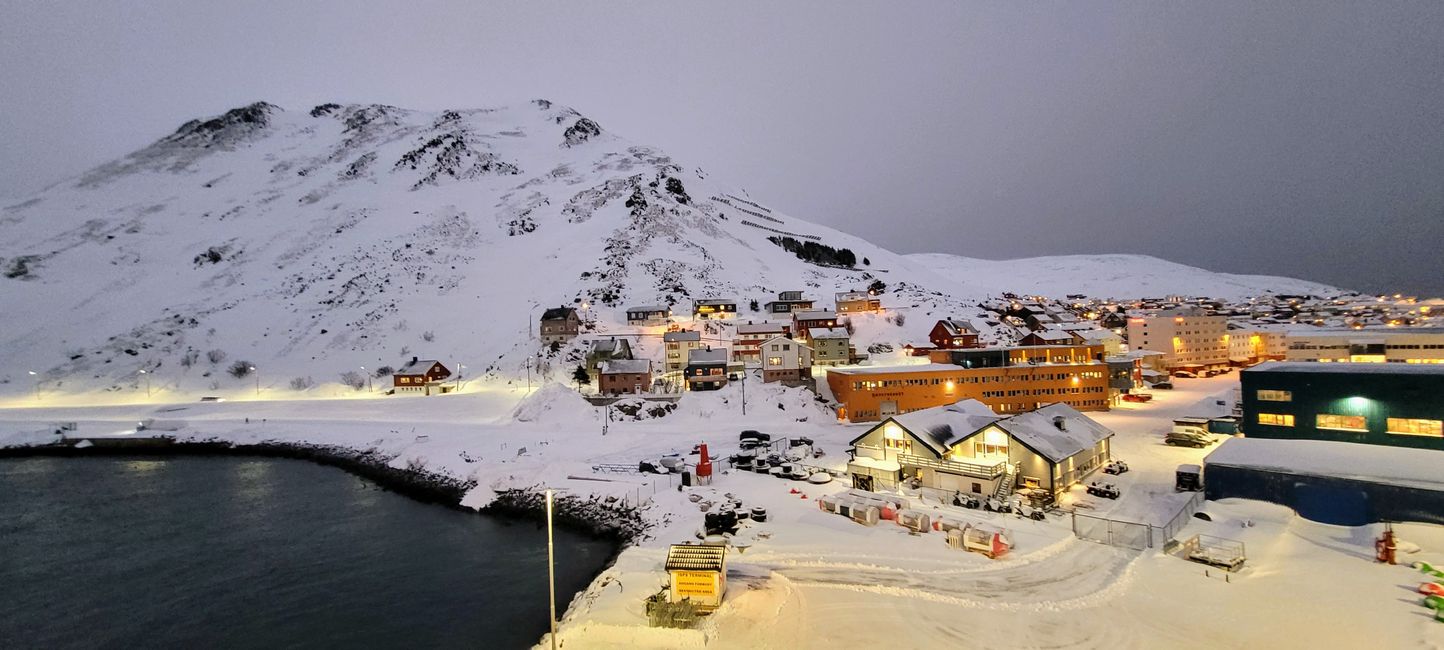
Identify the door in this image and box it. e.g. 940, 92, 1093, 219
880, 400, 898, 418
854, 474, 875, 492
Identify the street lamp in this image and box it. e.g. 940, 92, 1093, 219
361, 366, 372, 393
28, 370, 38, 401
545, 488, 558, 650
139, 369, 151, 398
456, 364, 466, 392
250, 366, 258, 396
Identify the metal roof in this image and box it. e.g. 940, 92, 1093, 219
665, 544, 726, 572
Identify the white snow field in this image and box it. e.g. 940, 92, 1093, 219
3, 373, 1441, 649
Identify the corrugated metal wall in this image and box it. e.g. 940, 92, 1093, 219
1204, 463, 1444, 526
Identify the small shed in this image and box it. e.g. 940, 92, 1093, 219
665, 544, 728, 609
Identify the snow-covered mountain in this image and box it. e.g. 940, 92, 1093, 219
0, 101, 1335, 398
908, 253, 1339, 301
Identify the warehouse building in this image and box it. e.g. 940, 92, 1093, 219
1240, 362, 1444, 451
827, 358, 1109, 422
1204, 437, 1444, 526
1284, 326, 1444, 364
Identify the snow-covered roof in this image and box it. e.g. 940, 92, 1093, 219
665, 544, 726, 572
663, 330, 701, 342
760, 335, 810, 350
735, 323, 786, 335
991, 403, 1115, 463
695, 298, 735, 306
1246, 361, 1444, 377
590, 338, 628, 355
1072, 329, 1119, 342
625, 305, 668, 313
794, 310, 837, 320
398, 358, 445, 374
836, 291, 873, 301
1027, 330, 1076, 342
541, 306, 577, 321
599, 359, 651, 374
829, 363, 961, 375
809, 327, 848, 339
935, 319, 977, 336
1205, 438, 1444, 492
854, 399, 1000, 456
687, 348, 729, 364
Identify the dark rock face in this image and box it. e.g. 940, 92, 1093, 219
168, 102, 278, 147
563, 118, 602, 146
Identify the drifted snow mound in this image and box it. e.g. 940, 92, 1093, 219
511, 383, 597, 424
675, 379, 833, 425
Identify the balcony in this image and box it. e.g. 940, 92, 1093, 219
897, 453, 1007, 479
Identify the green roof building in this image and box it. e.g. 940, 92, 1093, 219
1240, 361, 1444, 451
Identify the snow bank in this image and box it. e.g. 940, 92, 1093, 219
511, 383, 599, 424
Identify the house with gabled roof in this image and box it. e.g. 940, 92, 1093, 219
663, 330, 703, 374
929, 319, 981, 350
625, 305, 671, 326
586, 337, 634, 374
599, 359, 652, 395
540, 306, 580, 345
392, 357, 453, 395
847, 400, 1114, 501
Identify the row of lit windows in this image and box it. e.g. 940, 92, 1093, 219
851, 373, 1102, 391
1256, 413, 1443, 438
1257, 390, 1292, 402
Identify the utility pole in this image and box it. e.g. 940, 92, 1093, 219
545, 489, 558, 650
250, 366, 259, 396
456, 364, 465, 392
741, 366, 746, 415
28, 370, 39, 401
361, 366, 372, 393
139, 369, 151, 398
526, 356, 533, 392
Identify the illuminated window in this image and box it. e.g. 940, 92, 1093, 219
883, 437, 913, 453
1256, 390, 1292, 402
768, 357, 783, 366
1257, 413, 1294, 427
1387, 418, 1443, 437
1316, 414, 1367, 432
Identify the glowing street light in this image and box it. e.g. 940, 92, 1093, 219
456, 364, 466, 392
138, 369, 151, 398
28, 370, 39, 401
250, 366, 259, 396
361, 366, 372, 393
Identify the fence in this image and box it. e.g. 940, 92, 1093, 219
1072, 490, 1207, 551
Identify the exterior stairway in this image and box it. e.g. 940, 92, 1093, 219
992, 463, 1017, 501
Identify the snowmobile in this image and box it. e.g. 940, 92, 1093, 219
1086, 482, 1121, 499
984, 497, 1012, 514
1015, 502, 1047, 521
952, 493, 982, 509
1103, 460, 1130, 475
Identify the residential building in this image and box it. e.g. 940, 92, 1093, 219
1240, 362, 1444, 451
732, 322, 788, 365
663, 330, 703, 374
625, 305, 671, 326
1018, 330, 1076, 347
599, 359, 652, 395
793, 310, 838, 335
928, 319, 981, 350
685, 347, 730, 391
539, 306, 581, 345
693, 299, 737, 320
392, 357, 452, 395
1068, 328, 1124, 357
827, 361, 1109, 422
846, 400, 1114, 501
809, 327, 851, 366
1125, 308, 1229, 371
835, 290, 881, 313
759, 336, 813, 383
1284, 327, 1444, 364
763, 290, 815, 314
585, 337, 633, 373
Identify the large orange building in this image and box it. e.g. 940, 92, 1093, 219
827, 358, 1109, 422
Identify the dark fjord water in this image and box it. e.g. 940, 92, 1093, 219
0, 456, 615, 649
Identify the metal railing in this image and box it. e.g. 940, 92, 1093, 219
896, 453, 1007, 479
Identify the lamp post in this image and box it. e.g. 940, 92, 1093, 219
28, 370, 38, 401
139, 369, 151, 398
361, 366, 372, 393
456, 364, 466, 392
545, 488, 558, 650
250, 366, 258, 396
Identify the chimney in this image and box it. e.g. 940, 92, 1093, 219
1053, 416, 1067, 431
411, 356, 419, 365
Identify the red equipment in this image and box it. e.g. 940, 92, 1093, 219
1375, 523, 1397, 565
695, 442, 713, 486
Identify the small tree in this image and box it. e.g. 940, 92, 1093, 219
841, 316, 855, 335
289, 376, 316, 391
228, 361, 254, 378
868, 279, 887, 295
421, 330, 435, 343
749, 299, 760, 312
339, 370, 366, 390
572, 365, 591, 392
373, 365, 394, 377
863, 257, 871, 266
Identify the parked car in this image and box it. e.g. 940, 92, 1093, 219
1165, 431, 1213, 448
1173, 370, 1197, 379
1121, 393, 1153, 403
1152, 382, 1174, 390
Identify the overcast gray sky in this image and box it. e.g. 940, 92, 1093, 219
3, 1, 1441, 295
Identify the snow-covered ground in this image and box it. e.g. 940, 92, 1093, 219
3, 373, 1441, 649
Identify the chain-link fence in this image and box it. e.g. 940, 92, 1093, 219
1072, 512, 1153, 550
